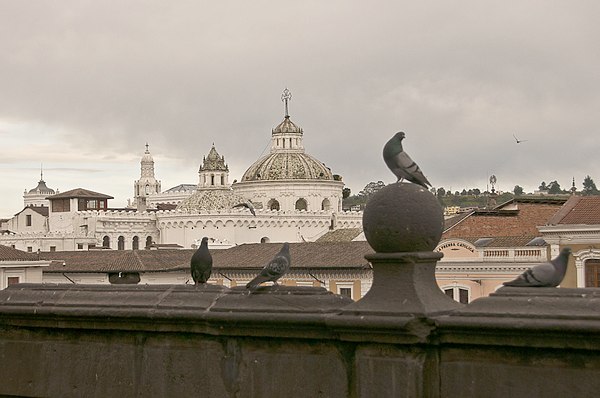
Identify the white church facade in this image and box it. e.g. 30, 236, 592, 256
0, 91, 363, 252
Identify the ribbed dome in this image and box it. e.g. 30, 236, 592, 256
176, 188, 250, 212
241, 152, 333, 181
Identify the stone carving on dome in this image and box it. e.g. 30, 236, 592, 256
242, 153, 333, 182
199, 146, 228, 172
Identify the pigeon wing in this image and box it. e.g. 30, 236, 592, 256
393, 152, 431, 188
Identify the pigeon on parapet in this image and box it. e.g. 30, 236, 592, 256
246, 242, 291, 289
503, 247, 571, 287
233, 201, 256, 216
190, 237, 213, 284
383, 132, 431, 189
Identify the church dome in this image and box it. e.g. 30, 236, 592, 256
272, 116, 302, 134
200, 145, 228, 172
176, 188, 249, 212
241, 89, 334, 182
28, 179, 55, 194
241, 152, 333, 181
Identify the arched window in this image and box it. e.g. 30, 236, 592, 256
295, 198, 308, 211
321, 198, 331, 211
146, 236, 153, 248
118, 236, 125, 250
221, 175, 224, 185
103, 236, 110, 248
268, 199, 280, 211
443, 286, 470, 304
145, 184, 150, 195
132, 236, 139, 250
260, 237, 270, 243
211, 175, 215, 186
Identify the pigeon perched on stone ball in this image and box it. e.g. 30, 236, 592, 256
383, 132, 431, 189
503, 247, 571, 287
190, 237, 212, 284
246, 242, 290, 289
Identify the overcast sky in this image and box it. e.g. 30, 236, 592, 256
1, 1, 599, 217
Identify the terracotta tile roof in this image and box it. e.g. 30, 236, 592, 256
442, 202, 563, 239
47, 188, 113, 200
546, 196, 600, 225
316, 228, 362, 242
14, 206, 49, 217
41, 242, 375, 273
0, 245, 39, 261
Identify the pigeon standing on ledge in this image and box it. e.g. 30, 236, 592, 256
503, 247, 572, 287
383, 131, 431, 189
246, 242, 291, 289
190, 237, 213, 284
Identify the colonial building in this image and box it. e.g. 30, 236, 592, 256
0, 245, 49, 289
0, 90, 362, 252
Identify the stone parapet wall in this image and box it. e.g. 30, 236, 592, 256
1, 283, 600, 397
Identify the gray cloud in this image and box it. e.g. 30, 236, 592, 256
1, 1, 599, 216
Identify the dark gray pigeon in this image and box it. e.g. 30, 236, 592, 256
503, 247, 571, 287
190, 237, 213, 284
233, 201, 256, 216
383, 132, 431, 189
246, 242, 290, 289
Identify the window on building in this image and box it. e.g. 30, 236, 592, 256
50, 246, 56, 252
295, 198, 308, 211
443, 286, 470, 304
585, 260, 600, 287
88, 244, 96, 249
260, 237, 270, 243
26, 214, 32, 226
7, 276, 20, 286
211, 175, 215, 186
132, 236, 139, 250
51, 198, 70, 212
27, 247, 32, 252
321, 198, 331, 211
336, 282, 354, 300
146, 236, 153, 248
99, 200, 105, 209
103, 236, 110, 248
77, 244, 84, 250
118, 236, 125, 250
221, 175, 224, 185
268, 199, 280, 211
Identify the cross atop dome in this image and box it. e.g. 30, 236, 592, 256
281, 88, 292, 118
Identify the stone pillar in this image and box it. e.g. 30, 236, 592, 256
342, 182, 462, 316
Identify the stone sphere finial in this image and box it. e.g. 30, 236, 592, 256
362, 182, 444, 253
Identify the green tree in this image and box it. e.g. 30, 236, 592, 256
547, 180, 563, 194
342, 187, 351, 199
582, 175, 599, 195
514, 185, 524, 195
436, 187, 446, 197
539, 181, 548, 191
358, 181, 386, 198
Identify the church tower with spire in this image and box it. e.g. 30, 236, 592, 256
23, 166, 57, 208
134, 144, 162, 210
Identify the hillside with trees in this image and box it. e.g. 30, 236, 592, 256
342, 176, 600, 211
